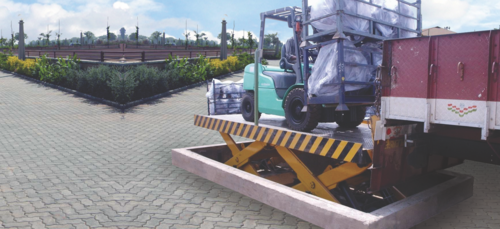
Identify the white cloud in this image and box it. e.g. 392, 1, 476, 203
421, 0, 492, 31
113, 1, 129, 10
0, 0, 201, 41
200, 31, 218, 42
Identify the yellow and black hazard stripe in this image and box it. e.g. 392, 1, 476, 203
194, 115, 370, 164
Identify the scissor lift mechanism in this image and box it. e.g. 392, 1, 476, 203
194, 114, 373, 204
172, 115, 474, 228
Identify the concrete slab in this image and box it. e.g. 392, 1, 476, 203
172, 143, 474, 229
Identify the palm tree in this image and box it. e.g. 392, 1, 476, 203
192, 30, 206, 46
56, 32, 62, 49
183, 31, 190, 50
107, 26, 110, 47
204, 37, 208, 46
40, 31, 52, 46
135, 26, 139, 47
247, 32, 254, 49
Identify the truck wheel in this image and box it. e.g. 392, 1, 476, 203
241, 92, 260, 122
284, 88, 321, 132
336, 107, 366, 128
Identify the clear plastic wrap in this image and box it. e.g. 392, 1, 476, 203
361, 42, 383, 82
308, 40, 370, 97
206, 79, 244, 115
399, 3, 418, 38
372, 0, 399, 38
206, 79, 244, 99
309, 0, 373, 35
309, 0, 418, 39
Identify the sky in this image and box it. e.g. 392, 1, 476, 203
1, 0, 500, 43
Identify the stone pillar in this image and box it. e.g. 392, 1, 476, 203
162, 32, 165, 46
18, 20, 25, 60
220, 20, 227, 60
80, 32, 83, 46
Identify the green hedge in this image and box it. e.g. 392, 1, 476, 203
0, 51, 263, 104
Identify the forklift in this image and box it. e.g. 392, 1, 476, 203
240, 1, 388, 131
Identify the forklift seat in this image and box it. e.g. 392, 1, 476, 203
279, 44, 294, 72
262, 71, 297, 99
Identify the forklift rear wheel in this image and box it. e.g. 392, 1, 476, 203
241, 92, 260, 122
335, 107, 366, 128
284, 88, 321, 132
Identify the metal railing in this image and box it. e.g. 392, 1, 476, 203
23, 49, 254, 62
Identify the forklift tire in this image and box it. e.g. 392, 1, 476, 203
335, 107, 366, 128
284, 88, 321, 132
241, 92, 260, 122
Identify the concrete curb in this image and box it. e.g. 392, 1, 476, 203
0, 69, 244, 111
172, 143, 474, 229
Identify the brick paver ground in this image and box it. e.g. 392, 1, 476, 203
0, 69, 499, 229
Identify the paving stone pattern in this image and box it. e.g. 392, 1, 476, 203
0, 70, 499, 229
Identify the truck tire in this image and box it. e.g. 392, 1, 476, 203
336, 107, 366, 128
284, 88, 321, 132
241, 92, 260, 122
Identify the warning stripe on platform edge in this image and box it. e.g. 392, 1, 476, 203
194, 115, 364, 163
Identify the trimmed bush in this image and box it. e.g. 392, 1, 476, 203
5, 56, 36, 77
0, 52, 256, 104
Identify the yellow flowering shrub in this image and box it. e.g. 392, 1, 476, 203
5, 56, 35, 77
209, 56, 240, 76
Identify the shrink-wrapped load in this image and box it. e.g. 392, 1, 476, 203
307, 40, 371, 97
309, 0, 418, 39
309, 0, 374, 36
206, 79, 244, 115
399, 3, 418, 38
372, 0, 399, 38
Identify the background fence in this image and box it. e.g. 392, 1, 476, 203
1, 45, 278, 62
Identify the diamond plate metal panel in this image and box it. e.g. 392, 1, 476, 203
433, 32, 490, 101
387, 38, 430, 98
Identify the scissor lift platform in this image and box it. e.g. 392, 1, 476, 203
172, 114, 473, 229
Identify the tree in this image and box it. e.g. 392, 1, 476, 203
107, 26, 110, 46
108, 33, 117, 41
230, 32, 235, 49
8, 37, 14, 48
129, 33, 137, 41
56, 32, 62, 49
238, 33, 246, 48
193, 30, 206, 46
135, 26, 139, 46
218, 32, 232, 46
265, 33, 279, 47
265, 33, 280, 55
150, 31, 161, 44
247, 32, 254, 48
84, 31, 94, 44
217, 33, 231, 40
183, 31, 190, 50
204, 37, 208, 46
40, 31, 52, 46
0, 37, 6, 47
119, 27, 126, 40
14, 33, 28, 41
